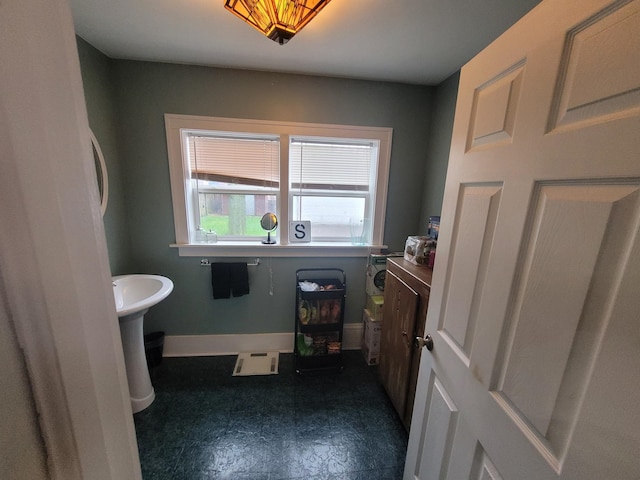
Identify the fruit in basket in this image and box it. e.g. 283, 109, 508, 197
298, 300, 310, 324
319, 301, 331, 323
330, 300, 341, 322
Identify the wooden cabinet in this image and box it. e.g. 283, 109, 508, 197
379, 258, 432, 430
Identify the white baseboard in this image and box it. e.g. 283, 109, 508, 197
163, 322, 363, 357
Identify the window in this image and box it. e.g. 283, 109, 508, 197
187, 133, 279, 240
290, 137, 377, 241
165, 115, 392, 253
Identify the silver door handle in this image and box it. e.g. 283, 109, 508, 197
415, 334, 434, 351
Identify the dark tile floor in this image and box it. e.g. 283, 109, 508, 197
134, 351, 408, 479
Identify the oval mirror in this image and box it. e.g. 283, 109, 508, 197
260, 212, 277, 244
90, 129, 108, 216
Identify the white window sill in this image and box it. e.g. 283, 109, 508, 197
170, 242, 388, 258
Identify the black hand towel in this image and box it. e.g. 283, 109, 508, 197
229, 262, 250, 297
211, 263, 231, 299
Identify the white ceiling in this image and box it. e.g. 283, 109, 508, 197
70, 0, 541, 86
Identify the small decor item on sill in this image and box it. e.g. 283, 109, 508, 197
350, 218, 368, 245
195, 227, 207, 243
289, 220, 311, 243
205, 230, 218, 243
260, 212, 278, 244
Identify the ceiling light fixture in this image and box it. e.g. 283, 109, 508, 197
224, 0, 333, 45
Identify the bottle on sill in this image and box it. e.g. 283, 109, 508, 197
206, 230, 218, 244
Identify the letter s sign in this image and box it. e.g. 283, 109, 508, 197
288, 221, 311, 243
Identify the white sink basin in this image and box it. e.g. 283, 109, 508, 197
111, 274, 173, 413
112, 274, 173, 318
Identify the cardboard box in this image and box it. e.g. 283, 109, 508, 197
361, 308, 382, 365
361, 341, 380, 365
362, 309, 382, 351
365, 294, 384, 321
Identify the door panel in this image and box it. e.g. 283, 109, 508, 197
441, 184, 502, 361
470, 447, 504, 480
467, 62, 525, 151
496, 182, 640, 437
549, 1, 640, 131
405, 1, 640, 479
414, 374, 459, 480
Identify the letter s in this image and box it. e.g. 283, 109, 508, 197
294, 223, 306, 239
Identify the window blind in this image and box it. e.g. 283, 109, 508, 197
188, 134, 280, 188
290, 139, 374, 191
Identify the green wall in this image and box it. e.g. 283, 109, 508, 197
419, 71, 460, 233
78, 38, 458, 337
76, 38, 131, 274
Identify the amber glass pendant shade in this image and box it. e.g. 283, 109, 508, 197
224, 0, 333, 45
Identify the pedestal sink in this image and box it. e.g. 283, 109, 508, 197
112, 274, 173, 413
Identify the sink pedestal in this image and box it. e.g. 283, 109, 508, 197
119, 309, 155, 413
112, 274, 173, 414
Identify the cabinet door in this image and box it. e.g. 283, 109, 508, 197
380, 270, 419, 421
405, 284, 430, 428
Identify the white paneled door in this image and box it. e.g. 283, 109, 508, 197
404, 0, 640, 479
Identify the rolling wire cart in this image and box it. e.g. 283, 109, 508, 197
294, 268, 346, 374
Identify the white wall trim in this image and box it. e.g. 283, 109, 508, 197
164, 323, 363, 357
342, 323, 363, 351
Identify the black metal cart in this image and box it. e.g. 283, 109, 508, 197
294, 268, 346, 374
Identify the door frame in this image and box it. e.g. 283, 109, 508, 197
0, 0, 140, 478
